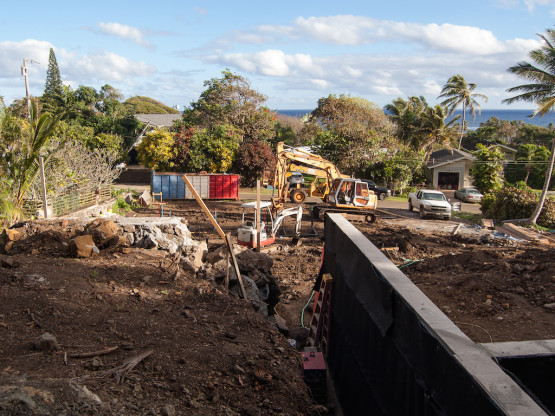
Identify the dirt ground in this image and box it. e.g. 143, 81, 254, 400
1, 198, 554, 415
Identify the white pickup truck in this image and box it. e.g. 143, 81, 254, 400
408, 189, 452, 220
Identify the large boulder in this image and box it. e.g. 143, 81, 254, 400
236, 250, 273, 274
85, 219, 119, 246
69, 235, 97, 258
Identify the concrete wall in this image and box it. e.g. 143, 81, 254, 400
322, 214, 549, 416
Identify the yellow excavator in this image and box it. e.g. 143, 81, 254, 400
266, 142, 378, 222
266, 142, 346, 207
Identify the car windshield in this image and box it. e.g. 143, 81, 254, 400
423, 193, 446, 201
466, 189, 480, 194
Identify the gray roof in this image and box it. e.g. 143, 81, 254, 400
135, 114, 182, 127
427, 148, 475, 168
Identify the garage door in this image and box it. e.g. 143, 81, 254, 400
438, 172, 459, 190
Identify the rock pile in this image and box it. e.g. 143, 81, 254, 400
67, 217, 202, 258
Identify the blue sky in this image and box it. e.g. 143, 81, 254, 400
0, 0, 554, 111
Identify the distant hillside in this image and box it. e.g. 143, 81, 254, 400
124, 96, 181, 114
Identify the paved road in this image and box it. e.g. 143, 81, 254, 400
240, 189, 482, 215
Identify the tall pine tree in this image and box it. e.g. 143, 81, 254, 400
43, 48, 63, 99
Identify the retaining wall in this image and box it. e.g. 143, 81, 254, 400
323, 214, 552, 416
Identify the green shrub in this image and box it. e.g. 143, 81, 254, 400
112, 197, 132, 214
480, 186, 555, 228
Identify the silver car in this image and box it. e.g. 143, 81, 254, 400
454, 188, 483, 203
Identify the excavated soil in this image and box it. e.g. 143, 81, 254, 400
0, 198, 554, 415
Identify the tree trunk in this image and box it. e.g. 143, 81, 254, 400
458, 102, 466, 149
528, 136, 555, 225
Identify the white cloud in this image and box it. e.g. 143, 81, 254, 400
310, 79, 328, 89
69, 50, 156, 81
193, 6, 207, 15
0, 40, 156, 104
209, 49, 318, 77
227, 16, 536, 56
523, 0, 555, 13
0, 39, 52, 78
97, 22, 153, 49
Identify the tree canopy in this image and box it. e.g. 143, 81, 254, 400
43, 48, 63, 100
310, 94, 393, 175
438, 75, 488, 148
504, 27, 555, 224
124, 96, 180, 114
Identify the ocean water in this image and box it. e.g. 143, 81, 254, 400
277, 109, 555, 129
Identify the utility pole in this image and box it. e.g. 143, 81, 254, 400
21, 58, 39, 119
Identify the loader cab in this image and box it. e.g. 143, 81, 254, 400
237, 201, 276, 248
329, 178, 376, 208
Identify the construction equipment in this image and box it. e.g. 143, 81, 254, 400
312, 177, 378, 222
266, 143, 378, 221
267, 142, 348, 209
237, 201, 303, 248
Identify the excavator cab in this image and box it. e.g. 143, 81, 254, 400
329, 178, 377, 209
237, 201, 275, 248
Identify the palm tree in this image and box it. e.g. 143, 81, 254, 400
438, 75, 488, 149
503, 28, 555, 225
385, 97, 459, 161
420, 104, 460, 161
385, 96, 429, 150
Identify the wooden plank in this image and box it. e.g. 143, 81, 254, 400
182, 175, 226, 241
503, 223, 549, 243
225, 233, 247, 300
182, 175, 247, 299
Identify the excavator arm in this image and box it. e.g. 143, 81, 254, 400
270, 142, 346, 210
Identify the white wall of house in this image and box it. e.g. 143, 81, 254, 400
432, 159, 474, 189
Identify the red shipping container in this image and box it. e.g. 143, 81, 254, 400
209, 174, 239, 200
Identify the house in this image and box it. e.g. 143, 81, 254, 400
134, 114, 182, 129
427, 144, 517, 190
427, 148, 476, 190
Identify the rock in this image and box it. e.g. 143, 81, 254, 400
0, 255, 20, 268
230, 275, 268, 316
111, 235, 130, 248
268, 314, 289, 336
69, 235, 97, 258
3, 241, 14, 253
33, 332, 60, 351
205, 245, 229, 265
480, 234, 494, 244
515, 286, 526, 294
88, 357, 102, 370
236, 250, 273, 274
85, 219, 119, 246
3, 228, 21, 242
161, 404, 176, 416
543, 302, 555, 310
181, 240, 207, 271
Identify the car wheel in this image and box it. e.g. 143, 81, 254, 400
409, 202, 413, 211
379, 192, 386, 200
419, 207, 426, 219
